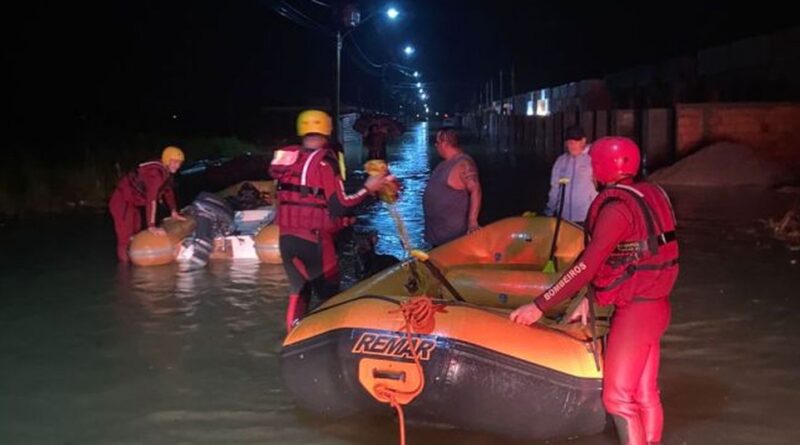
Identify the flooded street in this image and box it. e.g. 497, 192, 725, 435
1, 123, 799, 444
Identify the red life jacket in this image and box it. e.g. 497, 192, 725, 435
269, 145, 344, 234
585, 182, 679, 306
120, 161, 172, 204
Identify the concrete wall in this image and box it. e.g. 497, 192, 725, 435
466, 102, 800, 172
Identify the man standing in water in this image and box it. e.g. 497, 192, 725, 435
510, 137, 679, 445
423, 128, 482, 247
109, 146, 186, 262
544, 125, 597, 224
270, 110, 392, 332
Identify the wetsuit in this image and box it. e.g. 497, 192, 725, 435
534, 181, 679, 445
270, 146, 372, 330
109, 161, 177, 262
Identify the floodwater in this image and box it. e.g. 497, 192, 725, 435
1, 122, 799, 444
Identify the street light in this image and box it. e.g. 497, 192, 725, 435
403, 45, 415, 56
413, 71, 420, 78
335, 5, 402, 142
416, 82, 421, 88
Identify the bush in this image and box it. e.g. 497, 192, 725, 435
1, 133, 261, 216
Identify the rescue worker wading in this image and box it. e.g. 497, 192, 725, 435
109, 146, 187, 262
270, 110, 392, 333
510, 137, 679, 445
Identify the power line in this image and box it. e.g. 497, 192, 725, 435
303, 0, 331, 8
279, 0, 327, 29
266, 0, 330, 35
346, 36, 421, 81
346, 35, 383, 70
385, 63, 417, 78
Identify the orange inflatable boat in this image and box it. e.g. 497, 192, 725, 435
128, 180, 282, 266
281, 216, 610, 441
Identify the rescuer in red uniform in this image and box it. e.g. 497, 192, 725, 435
510, 137, 679, 445
109, 146, 186, 262
270, 110, 392, 332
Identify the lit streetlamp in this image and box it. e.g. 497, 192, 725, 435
335, 6, 400, 142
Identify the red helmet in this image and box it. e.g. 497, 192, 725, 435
590, 137, 641, 184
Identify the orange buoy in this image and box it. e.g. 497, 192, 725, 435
254, 224, 282, 264
129, 231, 178, 266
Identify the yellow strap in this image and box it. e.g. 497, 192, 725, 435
338, 152, 347, 180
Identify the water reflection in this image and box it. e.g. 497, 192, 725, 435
349, 121, 432, 259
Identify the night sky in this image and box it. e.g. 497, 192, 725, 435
8, 0, 797, 139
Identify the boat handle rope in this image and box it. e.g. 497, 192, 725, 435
374, 295, 445, 445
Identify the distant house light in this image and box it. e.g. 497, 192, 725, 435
536, 99, 550, 116
526, 100, 534, 116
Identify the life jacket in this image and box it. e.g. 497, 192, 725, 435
269, 145, 344, 234
585, 182, 679, 306
124, 161, 173, 201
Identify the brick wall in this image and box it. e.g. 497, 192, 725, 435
676, 103, 800, 166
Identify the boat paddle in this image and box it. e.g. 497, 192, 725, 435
410, 250, 466, 302
543, 177, 570, 273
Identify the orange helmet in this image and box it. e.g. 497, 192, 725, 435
296, 110, 332, 136
161, 146, 185, 166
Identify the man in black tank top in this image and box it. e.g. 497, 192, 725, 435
423, 128, 482, 247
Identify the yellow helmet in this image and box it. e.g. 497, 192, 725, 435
296, 110, 332, 136
161, 146, 185, 165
